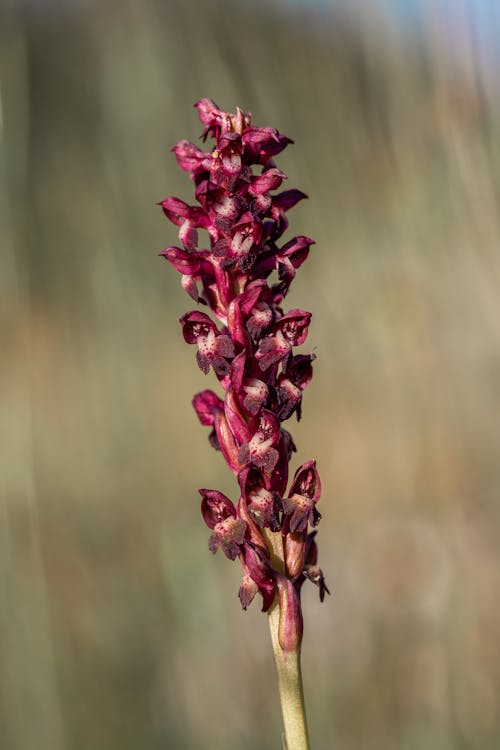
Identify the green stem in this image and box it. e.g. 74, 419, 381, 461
268, 598, 310, 750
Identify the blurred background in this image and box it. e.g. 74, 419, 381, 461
1, 0, 500, 748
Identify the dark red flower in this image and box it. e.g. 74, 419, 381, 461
180, 311, 235, 376
199, 488, 246, 561
238, 409, 281, 474
282, 460, 322, 532
238, 466, 281, 531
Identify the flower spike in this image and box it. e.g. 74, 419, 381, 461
160, 100, 327, 626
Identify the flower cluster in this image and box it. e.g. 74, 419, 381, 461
160, 99, 328, 648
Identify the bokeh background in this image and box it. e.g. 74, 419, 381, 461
2, 0, 500, 748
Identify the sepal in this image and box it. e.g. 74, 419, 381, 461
199, 488, 236, 528
159, 246, 200, 274
249, 167, 286, 196
159, 196, 209, 229
172, 140, 211, 175
272, 189, 307, 213
289, 459, 321, 503
192, 390, 224, 426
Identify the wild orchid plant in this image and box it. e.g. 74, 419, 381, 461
159, 99, 328, 750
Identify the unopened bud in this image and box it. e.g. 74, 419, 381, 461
277, 576, 303, 653
284, 531, 306, 580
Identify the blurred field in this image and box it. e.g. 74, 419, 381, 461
1, 1, 500, 748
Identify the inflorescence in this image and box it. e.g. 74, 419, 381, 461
160, 99, 328, 646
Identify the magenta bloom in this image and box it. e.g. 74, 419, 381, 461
160, 100, 328, 648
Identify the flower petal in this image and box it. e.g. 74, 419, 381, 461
199, 488, 236, 529
242, 378, 269, 415
180, 311, 217, 344
277, 309, 312, 347
159, 246, 201, 275
239, 279, 267, 316
247, 302, 273, 340
249, 167, 286, 196
255, 330, 291, 370
272, 189, 307, 213
172, 140, 211, 174
289, 460, 321, 503
208, 517, 247, 560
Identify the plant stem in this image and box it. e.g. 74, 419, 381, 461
268, 599, 310, 750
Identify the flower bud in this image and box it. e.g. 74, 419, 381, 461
284, 531, 306, 580
277, 576, 303, 653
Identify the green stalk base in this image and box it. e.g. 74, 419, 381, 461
268, 599, 310, 750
